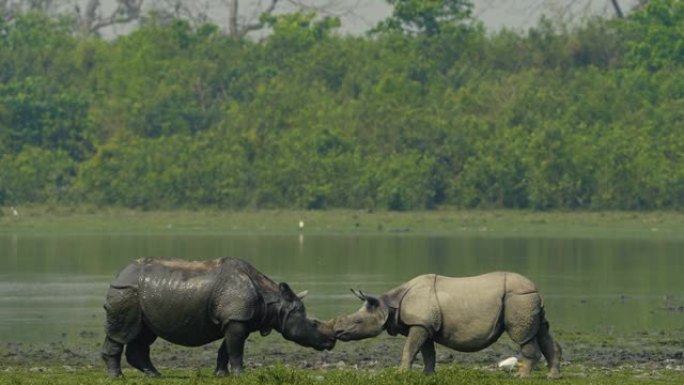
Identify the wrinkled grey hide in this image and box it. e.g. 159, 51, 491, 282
332, 272, 561, 378
102, 257, 335, 378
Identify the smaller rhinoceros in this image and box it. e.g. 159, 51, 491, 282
331, 272, 561, 378
101, 257, 335, 377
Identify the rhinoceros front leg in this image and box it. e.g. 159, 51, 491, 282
124, 326, 161, 377
217, 321, 249, 376
400, 326, 430, 372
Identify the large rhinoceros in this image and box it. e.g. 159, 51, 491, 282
101, 257, 335, 377
331, 272, 561, 378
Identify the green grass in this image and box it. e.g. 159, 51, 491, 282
1, 365, 682, 385
2, 205, 684, 239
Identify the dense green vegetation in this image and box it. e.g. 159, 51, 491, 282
1, 0, 683, 211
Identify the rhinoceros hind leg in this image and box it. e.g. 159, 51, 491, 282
102, 336, 124, 378
124, 325, 161, 377
214, 340, 229, 377
517, 338, 541, 378
400, 326, 430, 372
502, 292, 543, 377
538, 318, 562, 379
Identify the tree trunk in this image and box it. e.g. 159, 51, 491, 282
79, 0, 100, 39
228, 0, 238, 38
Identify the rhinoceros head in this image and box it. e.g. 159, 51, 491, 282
276, 282, 336, 351
332, 289, 389, 341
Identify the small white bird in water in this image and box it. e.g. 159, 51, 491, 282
10, 206, 18, 217
299, 220, 304, 229
497, 356, 519, 371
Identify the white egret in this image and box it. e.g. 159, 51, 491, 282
497, 356, 519, 371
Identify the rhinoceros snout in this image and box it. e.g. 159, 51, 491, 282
329, 317, 358, 341
333, 329, 353, 341
312, 319, 337, 350
321, 337, 337, 350
310, 334, 336, 351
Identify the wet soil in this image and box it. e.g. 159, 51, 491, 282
2, 330, 683, 374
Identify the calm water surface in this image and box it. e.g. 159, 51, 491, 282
1, 233, 683, 343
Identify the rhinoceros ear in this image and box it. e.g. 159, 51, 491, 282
350, 289, 382, 309
350, 288, 366, 301
363, 294, 382, 309
279, 282, 298, 301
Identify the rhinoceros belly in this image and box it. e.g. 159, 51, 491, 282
139, 269, 223, 346
433, 273, 506, 352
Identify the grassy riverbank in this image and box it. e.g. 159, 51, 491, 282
1, 365, 682, 385
2, 330, 683, 384
1, 206, 684, 239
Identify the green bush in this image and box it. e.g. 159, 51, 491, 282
75, 132, 249, 209
0, 147, 75, 204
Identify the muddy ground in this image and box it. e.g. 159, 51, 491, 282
2, 330, 683, 374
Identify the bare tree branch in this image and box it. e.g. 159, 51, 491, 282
234, 0, 279, 38
76, 0, 144, 37
150, 0, 212, 25
1, 0, 58, 21
610, 0, 624, 18
1, 0, 14, 21
476, 0, 639, 29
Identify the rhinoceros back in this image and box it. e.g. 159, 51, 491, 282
429, 272, 507, 351
432, 271, 541, 351
137, 258, 257, 346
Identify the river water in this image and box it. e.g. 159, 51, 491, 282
1, 233, 683, 343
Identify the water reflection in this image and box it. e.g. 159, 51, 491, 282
0, 234, 682, 342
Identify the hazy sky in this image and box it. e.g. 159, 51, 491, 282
255, 0, 642, 34
97, 0, 641, 37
